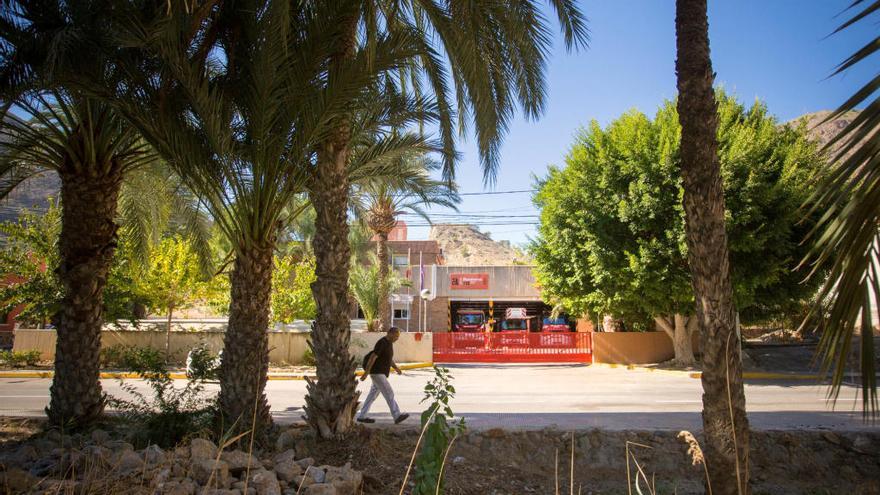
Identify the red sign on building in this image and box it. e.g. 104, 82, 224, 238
450, 272, 489, 290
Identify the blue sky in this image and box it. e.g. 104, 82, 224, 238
401, 1, 877, 246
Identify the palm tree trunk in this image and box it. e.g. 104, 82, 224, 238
305, 144, 359, 439
218, 244, 273, 433
303, 9, 361, 440
377, 231, 391, 331
47, 170, 122, 426
675, 1, 750, 493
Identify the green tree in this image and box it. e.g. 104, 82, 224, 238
271, 255, 317, 324
0, 200, 62, 328
533, 96, 825, 365
138, 237, 206, 361
349, 254, 409, 332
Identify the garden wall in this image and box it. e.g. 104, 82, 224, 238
591, 331, 675, 364
13, 321, 432, 366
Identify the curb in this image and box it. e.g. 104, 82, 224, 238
0, 362, 435, 381
590, 362, 833, 380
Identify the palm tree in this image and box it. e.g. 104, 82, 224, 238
0, 91, 157, 425
306, 0, 588, 439
352, 156, 458, 331
801, 0, 880, 415
674, 0, 750, 492
349, 254, 409, 332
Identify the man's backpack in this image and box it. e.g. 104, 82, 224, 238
362, 351, 374, 370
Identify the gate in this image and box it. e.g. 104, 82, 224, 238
433, 332, 592, 363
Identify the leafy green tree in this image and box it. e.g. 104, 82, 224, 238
532, 95, 825, 365
0, 201, 148, 328
271, 255, 317, 324
138, 237, 207, 361
0, 200, 62, 328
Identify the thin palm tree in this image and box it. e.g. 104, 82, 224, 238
674, 0, 750, 492
306, 0, 588, 439
802, 0, 880, 416
352, 156, 458, 331
0, 91, 156, 425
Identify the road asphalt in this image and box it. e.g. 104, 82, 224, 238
0, 363, 875, 431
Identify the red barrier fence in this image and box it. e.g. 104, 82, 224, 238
433, 331, 592, 363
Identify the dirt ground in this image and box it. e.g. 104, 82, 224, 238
0, 418, 878, 495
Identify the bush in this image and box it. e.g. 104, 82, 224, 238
186, 343, 220, 380
302, 345, 316, 366
411, 366, 466, 495
101, 345, 165, 373
0, 349, 42, 367
107, 354, 214, 448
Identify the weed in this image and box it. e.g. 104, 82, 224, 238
408, 366, 466, 495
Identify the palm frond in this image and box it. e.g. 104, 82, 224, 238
801, 0, 880, 416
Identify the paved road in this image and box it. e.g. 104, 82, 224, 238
0, 364, 875, 431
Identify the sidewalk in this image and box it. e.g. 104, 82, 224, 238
0, 362, 433, 380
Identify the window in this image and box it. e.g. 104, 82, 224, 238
392, 254, 409, 269
393, 308, 410, 320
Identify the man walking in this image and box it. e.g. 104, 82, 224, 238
357, 326, 410, 424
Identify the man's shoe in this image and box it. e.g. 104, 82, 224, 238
394, 413, 410, 424
356, 417, 375, 424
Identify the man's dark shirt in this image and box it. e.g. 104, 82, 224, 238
368, 336, 394, 377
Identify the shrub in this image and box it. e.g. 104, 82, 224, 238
107, 356, 214, 448
101, 345, 165, 373
302, 345, 316, 366
410, 366, 466, 494
0, 349, 42, 367
186, 343, 220, 380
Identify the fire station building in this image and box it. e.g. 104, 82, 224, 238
373, 222, 577, 333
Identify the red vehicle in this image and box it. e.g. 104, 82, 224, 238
542, 316, 571, 333
454, 309, 487, 332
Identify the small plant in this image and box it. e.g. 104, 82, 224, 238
409, 366, 466, 495
107, 361, 214, 448
302, 345, 316, 366
101, 345, 165, 372
186, 343, 220, 380
0, 349, 42, 367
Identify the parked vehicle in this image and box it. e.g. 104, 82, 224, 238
454, 309, 487, 332
499, 308, 530, 332
542, 316, 571, 333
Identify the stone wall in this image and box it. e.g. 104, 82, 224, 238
441, 428, 880, 494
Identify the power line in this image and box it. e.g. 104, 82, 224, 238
393, 188, 537, 198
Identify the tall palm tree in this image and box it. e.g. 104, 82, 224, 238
307, 0, 588, 439
0, 91, 156, 425
801, 0, 880, 417
352, 156, 458, 331
674, 0, 750, 493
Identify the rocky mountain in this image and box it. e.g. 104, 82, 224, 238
429, 224, 532, 266
0, 171, 59, 224
789, 109, 860, 159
